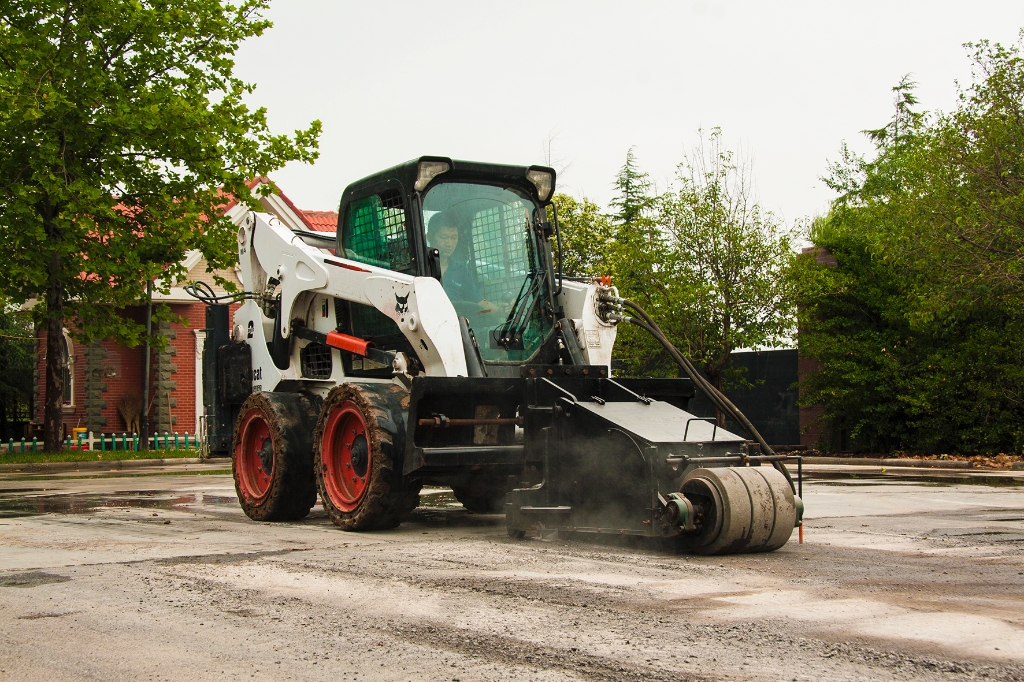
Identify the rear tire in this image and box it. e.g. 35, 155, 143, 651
315, 383, 417, 530
452, 470, 515, 514
232, 391, 320, 522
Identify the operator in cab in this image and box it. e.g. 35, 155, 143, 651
427, 211, 494, 314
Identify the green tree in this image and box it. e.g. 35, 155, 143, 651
609, 146, 658, 232
914, 38, 1024, 306
603, 149, 669, 373
656, 130, 794, 424
549, 193, 613, 279
607, 147, 662, 291
600, 138, 795, 428
0, 1, 321, 450
794, 32, 1024, 453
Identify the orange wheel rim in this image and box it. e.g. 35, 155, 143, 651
235, 408, 273, 502
321, 401, 371, 512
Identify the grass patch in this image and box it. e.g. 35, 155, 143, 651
10, 469, 232, 481
0, 449, 202, 464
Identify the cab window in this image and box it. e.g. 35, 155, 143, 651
341, 189, 413, 273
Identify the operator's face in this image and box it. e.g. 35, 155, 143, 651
434, 225, 459, 259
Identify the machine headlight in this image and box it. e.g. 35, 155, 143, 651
414, 161, 451, 191
526, 168, 555, 203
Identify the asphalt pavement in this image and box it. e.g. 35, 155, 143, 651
0, 466, 1022, 681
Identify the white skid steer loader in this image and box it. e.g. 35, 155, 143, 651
189, 157, 803, 554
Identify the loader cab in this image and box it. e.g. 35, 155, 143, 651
337, 157, 562, 376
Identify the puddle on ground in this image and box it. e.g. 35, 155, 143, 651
0, 571, 70, 588
0, 490, 238, 518
0, 487, 467, 520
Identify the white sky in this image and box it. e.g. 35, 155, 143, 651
234, 1, 1024, 225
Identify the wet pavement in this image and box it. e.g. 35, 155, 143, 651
0, 482, 460, 519
0, 470, 1022, 681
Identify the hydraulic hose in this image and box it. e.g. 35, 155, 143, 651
604, 296, 796, 492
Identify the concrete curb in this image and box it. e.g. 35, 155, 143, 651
803, 456, 1019, 470
0, 457, 229, 474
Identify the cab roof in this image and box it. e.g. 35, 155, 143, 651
338, 156, 557, 210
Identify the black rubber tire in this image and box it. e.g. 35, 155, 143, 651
452, 470, 515, 514
452, 487, 507, 514
314, 383, 417, 530
231, 391, 320, 522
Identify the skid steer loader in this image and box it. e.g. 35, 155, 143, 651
189, 157, 803, 554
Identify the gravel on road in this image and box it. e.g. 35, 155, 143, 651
0, 472, 1022, 681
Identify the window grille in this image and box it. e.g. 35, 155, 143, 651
350, 302, 402, 339
471, 200, 531, 301
342, 190, 412, 272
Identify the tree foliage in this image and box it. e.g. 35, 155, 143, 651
549, 193, 613, 280
794, 33, 1024, 453
0, 0, 321, 449
657, 130, 794, 397
608, 146, 657, 231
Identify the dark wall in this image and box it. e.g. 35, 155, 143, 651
687, 349, 800, 447
1, 420, 30, 442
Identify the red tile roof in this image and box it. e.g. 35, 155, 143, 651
215, 176, 337, 233
301, 210, 338, 233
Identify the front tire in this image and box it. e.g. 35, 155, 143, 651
232, 391, 320, 521
315, 383, 418, 530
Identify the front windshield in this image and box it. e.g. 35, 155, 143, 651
423, 182, 553, 363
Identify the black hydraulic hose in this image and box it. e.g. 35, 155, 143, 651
628, 316, 739, 434
622, 303, 740, 423
615, 298, 796, 492
630, 314, 796, 491
184, 281, 256, 305
617, 301, 740, 419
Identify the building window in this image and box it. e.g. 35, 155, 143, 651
61, 331, 74, 406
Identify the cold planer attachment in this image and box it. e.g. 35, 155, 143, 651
504, 373, 804, 554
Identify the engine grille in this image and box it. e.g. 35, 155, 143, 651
300, 342, 333, 380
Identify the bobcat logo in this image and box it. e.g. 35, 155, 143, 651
395, 292, 410, 315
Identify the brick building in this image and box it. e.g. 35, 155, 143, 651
34, 180, 337, 441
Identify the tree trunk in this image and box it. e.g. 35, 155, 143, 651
42, 205, 66, 453
140, 281, 152, 451
43, 270, 65, 452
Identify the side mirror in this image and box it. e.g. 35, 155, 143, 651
427, 248, 442, 281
